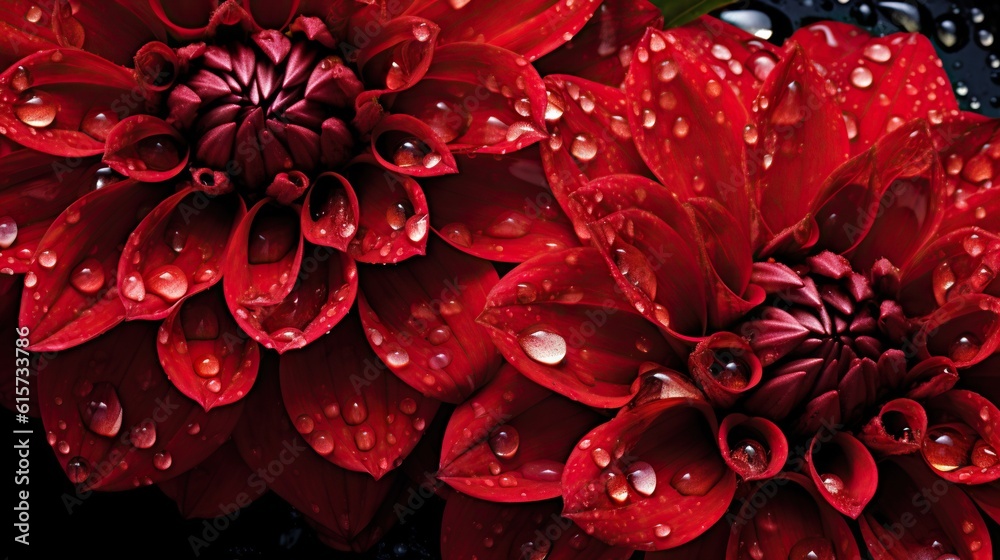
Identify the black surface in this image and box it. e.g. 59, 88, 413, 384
13, 1, 1000, 559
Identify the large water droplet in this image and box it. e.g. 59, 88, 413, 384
850, 66, 874, 89
820, 472, 845, 495
441, 223, 473, 247
788, 537, 836, 560
135, 135, 181, 171
670, 463, 724, 496
625, 461, 657, 496
570, 133, 598, 162
130, 420, 157, 449
153, 451, 172, 470
605, 472, 629, 503
81, 106, 119, 141
79, 382, 123, 438
311, 430, 334, 454
518, 327, 567, 365
69, 258, 105, 295
613, 243, 657, 300
949, 332, 981, 362
489, 427, 520, 459
355, 425, 376, 451
146, 264, 189, 303
194, 353, 220, 378
14, 90, 57, 127
0, 216, 18, 249
924, 424, 976, 472
66, 456, 91, 484
344, 398, 368, 425
730, 439, 768, 475
709, 350, 749, 390
399, 397, 417, 415
971, 439, 998, 469
486, 211, 532, 238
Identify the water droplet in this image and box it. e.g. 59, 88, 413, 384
625, 461, 657, 496
863, 43, 893, 63
386, 347, 410, 368
670, 463, 723, 496
605, 471, 629, 503
79, 383, 123, 438
355, 425, 376, 451
657, 60, 679, 82
820, 472, 845, 495
743, 124, 759, 145
441, 223, 473, 247
979, 29, 995, 48
194, 353, 220, 378
949, 333, 981, 362
730, 439, 768, 475
428, 350, 452, 370
591, 447, 611, 468
570, 133, 598, 162
412, 22, 431, 42
0, 216, 17, 249
489, 427, 520, 459
153, 451, 172, 470
850, 66, 874, 89
427, 325, 452, 345
311, 431, 334, 454
520, 460, 563, 482
130, 421, 157, 449
654, 524, 672, 538
344, 398, 368, 425
405, 214, 428, 243
68, 258, 105, 294
295, 414, 315, 434
37, 250, 56, 268
672, 117, 690, 138
14, 90, 57, 127
924, 425, 975, 472
971, 439, 998, 468
709, 350, 749, 390
81, 106, 118, 141
66, 456, 90, 484
518, 327, 567, 365
135, 136, 181, 171
399, 397, 417, 415
386, 201, 411, 230
146, 264, 188, 302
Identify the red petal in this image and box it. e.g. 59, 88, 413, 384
301, 171, 359, 251
371, 113, 458, 176
402, 0, 600, 61
625, 28, 750, 230
157, 441, 259, 519
829, 33, 959, 154
227, 244, 357, 353
438, 363, 602, 501
899, 227, 1000, 318
717, 413, 787, 481
643, 519, 728, 560
916, 294, 1000, 368
562, 396, 735, 550
157, 288, 260, 411
119, 188, 243, 320
541, 75, 653, 235
922, 389, 1000, 485
441, 494, 632, 560
859, 457, 992, 559
858, 398, 928, 456
751, 42, 849, 236
688, 332, 763, 408
20, 179, 168, 351
357, 238, 501, 403
223, 199, 303, 307
245, 0, 298, 29
384, 42, 547, 155
37, 322, 244, 490
355, 16, 438, 94
0, 150, 100, 274
232, 362, 398, 548
937, 119, 1000, 234
344, 157, 429, 264
103, 115, 189, 182
588, 209, 708, 336
280, 313, 441, 479
424, 149, 580, 262
0, 49, 143, 156
479, 247, 677, 408
534, 0, 663, 87
727, 473, 861, 559
805, 431, 878, 518
788, 21, 870, 71
965, 481, 1000, 525
813, 120, 943, 270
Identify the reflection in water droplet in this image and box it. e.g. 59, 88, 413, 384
518, 327, 567, 365
14, 90, 58, 127
489, 427, 520, 459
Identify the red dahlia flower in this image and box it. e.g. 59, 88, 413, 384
0, 0, 666, 551
473, 16, 1000, 558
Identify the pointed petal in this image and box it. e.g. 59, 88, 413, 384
438, 363, 602, 501
384, 42, 547, 155
828, 33, 959, 154
534, 0, 663, 87
717, 413, 787, 482
227, 244, 357, 353
916, 294, 1000, 368
103, 115, 189, 182
223, 199, 303, 307
157, 289, 260, 411
371, 113, 458, 177
478, 247, 677, 408
0, 49, 143, 156
20, 180, 168, 351
0, 150, 100, 274
357, 238, 501, 403
562, 396, 735, 550
859, 457, 992, 559
922, 389, 1000, 485
727, 473, 861, 559
424, 149, 580, 262
37, 322, 243, 490
441, 494, 633, 560
232, 362, 399, 546
858, 398, 927, 456
805, 431, 878, 518
280, 313, 440, 479
937, 119, 1000, 235
355, 16, 438, 94
301, 172, 358, 252
402, 0, 600, 61
751, 42, 849, 236
157, 441, 259, 519
625, 28, 750, 232
344, 157, 429, 264
688, 332, 763, 408
119, 188, 243, 320
899, 227, 1000, 318
788, 21, 870, 72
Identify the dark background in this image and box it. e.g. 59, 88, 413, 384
12, 1, 1000, 559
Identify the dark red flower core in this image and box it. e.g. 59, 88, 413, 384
166, 30, 361, 197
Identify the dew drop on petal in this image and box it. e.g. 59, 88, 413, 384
130, 421, 157, 449
850, 66, 874, 89
153, 451, 172, 470
14, 90, 57, 128
146, 264, 188, 302
66, 456, 91, 484
625, 461, 657, 496
518, 327, 567, 365
70, 258, 105, 295
0, 216, 18, 249
489, 427, 520, 459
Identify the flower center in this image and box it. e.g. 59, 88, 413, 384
166, 31, 362, 197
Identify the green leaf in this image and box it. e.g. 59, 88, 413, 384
653, 0, 736, 28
